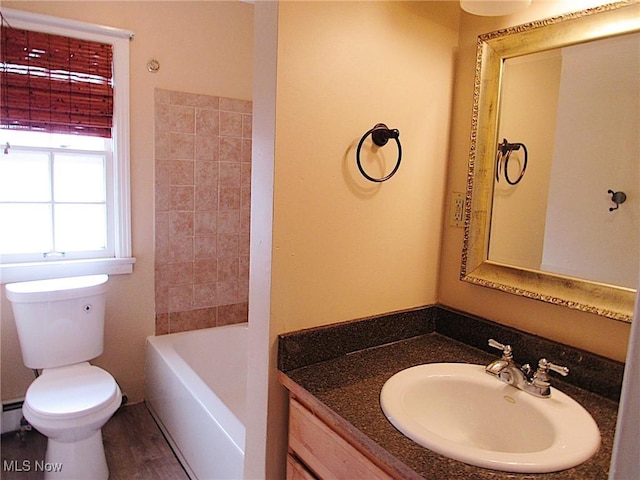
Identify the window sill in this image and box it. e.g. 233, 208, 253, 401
0, 257, 136, 284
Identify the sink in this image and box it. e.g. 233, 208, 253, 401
380, 363, 600, 473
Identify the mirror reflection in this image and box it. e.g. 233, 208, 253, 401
462, 2, 640, 322
489, 32, 639, 289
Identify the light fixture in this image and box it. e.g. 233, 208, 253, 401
460, 0, 532, 16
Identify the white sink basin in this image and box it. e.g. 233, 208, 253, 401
380, 363, 600, 473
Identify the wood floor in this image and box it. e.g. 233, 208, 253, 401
1, 402, 189, 480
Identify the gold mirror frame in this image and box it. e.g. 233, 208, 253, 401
461, 1, 640, 323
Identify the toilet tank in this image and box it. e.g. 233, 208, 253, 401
5, 275, 109, 369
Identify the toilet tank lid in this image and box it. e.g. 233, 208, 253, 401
5, 275, 108, 302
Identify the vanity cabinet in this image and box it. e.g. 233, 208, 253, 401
278, 309, 620, 480
285, 393, 394, 480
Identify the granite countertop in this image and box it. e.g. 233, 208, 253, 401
279, 308, 621, 480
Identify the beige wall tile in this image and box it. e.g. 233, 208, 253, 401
195, 185, 218, 211
219, 162, 241, 185
220, 186, 241, 210
168, 160, 195, 185
195, 160, 218, 185
195, 135, 219, 161
217, 211, 240, 234
194, 236, 217, 259
196, 109, 219, 137
194, 259, 218, 283
169, 186, 195, 211
193, 284, 218, 309
220, 138, 242, 162
217, 234, 239, 258
220, 97, 251, 114
195, 211, 217, 236
242, 114, 252, 138
168, 284, 193, 312
169, 132, 195, 159
155, 90, 252, 334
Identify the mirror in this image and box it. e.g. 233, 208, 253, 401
462, 2, 640, 323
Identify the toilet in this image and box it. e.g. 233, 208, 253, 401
5, 275, 122, 480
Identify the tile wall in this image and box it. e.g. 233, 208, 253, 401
154, 89, 252, 334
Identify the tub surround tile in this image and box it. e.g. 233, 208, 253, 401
219, 97, 251, 114
195, 135, 219, 161
169, 307, 217, 332
193, 283, 217, 309
194, 236, 217, 259
155, 313, 169, 336
169, 133, 195, 159
278, 305, 622, 480
219, 111, 243, 137
196, 109, 219, 137
217, 302, 248, 326
154, 302, 248, 335
154, 89, 252, 334
194, 259, 218, 283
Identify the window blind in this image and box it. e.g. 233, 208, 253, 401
1, 25, 114, 138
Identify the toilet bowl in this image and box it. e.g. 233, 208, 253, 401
22, 364, 122, 480
5, 275, 122, 480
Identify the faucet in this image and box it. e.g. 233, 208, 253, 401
485, 339, 569, 398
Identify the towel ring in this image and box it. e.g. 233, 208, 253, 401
356, 123, 402, 182
496, 138, 528, 185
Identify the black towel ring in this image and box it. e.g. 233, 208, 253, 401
356, 123, 402, 182
496, 138, 528, 185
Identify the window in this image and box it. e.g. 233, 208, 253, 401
0, 132, 112, 262
0, 9, 134, 282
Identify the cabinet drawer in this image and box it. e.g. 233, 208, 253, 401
288, 397, 392, 480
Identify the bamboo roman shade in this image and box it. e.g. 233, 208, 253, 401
1, 25, 114, 138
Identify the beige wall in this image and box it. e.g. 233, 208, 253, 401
0, 1, 253, 403
271, 0, 460, 334
439, 0, 631, 363
256, 2, 461, 478
490, 51, 561, 269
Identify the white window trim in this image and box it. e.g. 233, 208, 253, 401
0, 8, 135, 284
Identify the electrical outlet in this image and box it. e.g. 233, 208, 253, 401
450, 192, 465, 228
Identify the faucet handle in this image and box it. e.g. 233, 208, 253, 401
488, 339, 513, 360
537, 358, 569, 377
529, 359, 569, 397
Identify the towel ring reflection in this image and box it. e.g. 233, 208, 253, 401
356, 123, 402, 182
496, 138, 528, 185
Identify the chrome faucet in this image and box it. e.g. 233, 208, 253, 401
485, 339, 569, 398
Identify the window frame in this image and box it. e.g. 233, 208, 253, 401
0, 8, 135, 283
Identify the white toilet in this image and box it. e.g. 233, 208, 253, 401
5, 275, 122, 480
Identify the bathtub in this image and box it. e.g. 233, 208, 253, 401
145, 323, 247, 480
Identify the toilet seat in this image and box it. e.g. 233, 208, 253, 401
25, 363, 120, 420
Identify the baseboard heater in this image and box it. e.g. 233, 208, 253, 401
1, 399, 25, 434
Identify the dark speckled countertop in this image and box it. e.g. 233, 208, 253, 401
278, 306, 622, 480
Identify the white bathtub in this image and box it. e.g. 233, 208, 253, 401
145, 323, 247, 480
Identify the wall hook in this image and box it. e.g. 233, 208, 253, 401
608, 189, 626, 211
355, 123, 402, 182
